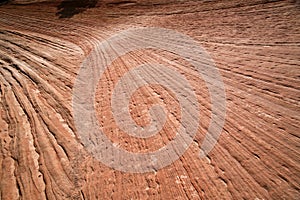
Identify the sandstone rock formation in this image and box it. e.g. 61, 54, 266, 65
0, 0, 299, 199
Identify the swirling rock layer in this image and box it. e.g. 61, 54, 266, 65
0, 0, 299, 199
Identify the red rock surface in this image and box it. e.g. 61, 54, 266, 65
0, 0, 299, 199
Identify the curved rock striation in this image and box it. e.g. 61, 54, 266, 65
0, 0, 299, 199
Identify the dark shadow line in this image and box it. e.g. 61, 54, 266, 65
56, 0, 98, 19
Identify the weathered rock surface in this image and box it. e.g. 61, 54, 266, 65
0, 0, 299, 199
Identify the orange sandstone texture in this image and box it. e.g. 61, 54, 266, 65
0, 0, 299, 199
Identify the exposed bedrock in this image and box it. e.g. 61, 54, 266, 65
0, 0, 299, 199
